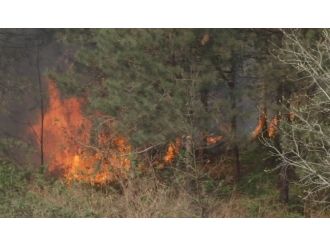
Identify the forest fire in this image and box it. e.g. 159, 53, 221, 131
163, 138, 181, 163
251, 112, 281, 140
30, 79, 131, 184
162, 135, 225, 165
251, 111, 267, 140
268, 115, 280, 139
206, 135, 224, 145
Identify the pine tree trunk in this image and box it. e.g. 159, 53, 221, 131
273, 130, 289, 203
228, 54, 241, 182
36, 44, 44, 168
279, 165, 289, 203
261, 80, 268, 136
233, 143, 241, 182
184, 135, 193, 166
276, 83, 289, 203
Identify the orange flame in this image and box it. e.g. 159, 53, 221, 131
251, 111, 267, 140
268, 115, 280, 139
30, 79, 130, 184
163, 138, 181, 164
206, 135, 224, 145
162, 134, 224, 165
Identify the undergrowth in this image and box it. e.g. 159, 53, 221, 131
0, 157, 328, 218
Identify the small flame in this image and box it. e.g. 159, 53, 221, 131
162, 134, 224, 164
163, 138, 181, 164
251, 111, 267, 140
268, 115, 280, 139
206, 135, 224, 145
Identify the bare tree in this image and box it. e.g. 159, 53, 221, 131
263, 29, 330, 205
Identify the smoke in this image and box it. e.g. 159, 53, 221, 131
0, 29, 66, 166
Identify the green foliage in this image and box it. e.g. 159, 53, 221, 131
58, 30, 217, 146
56, 29, 284, 148
0, 160, 26, 192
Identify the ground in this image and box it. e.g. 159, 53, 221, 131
0, 152, 329, 217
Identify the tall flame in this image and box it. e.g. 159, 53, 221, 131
30, 79, 130, 184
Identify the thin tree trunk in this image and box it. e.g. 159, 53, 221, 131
200, 88, 209, 113
261, 80, 268, 136
36, 44, 44, 167
275, 135, 289, 203
276, 82, 289, 203
228, 54, 241, 182
279, 165, 289, 203
233, 143, 241, 182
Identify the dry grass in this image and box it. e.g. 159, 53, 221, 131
1, 159, 329, 217
1, 174, 317, 218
